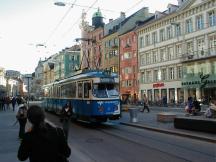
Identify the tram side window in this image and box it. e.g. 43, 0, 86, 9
84, 82, 90, 98
78, 82, 83, 98
71, 82, 76, 98
61, 85, 66, 98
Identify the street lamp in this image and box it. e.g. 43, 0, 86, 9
54, 2, 66, 7
25, 74, 32, 108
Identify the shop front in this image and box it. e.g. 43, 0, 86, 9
140, 81, 183, 105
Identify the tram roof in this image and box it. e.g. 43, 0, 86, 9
57, 69, 118, 84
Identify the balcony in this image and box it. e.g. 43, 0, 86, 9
181, 48, 216, 62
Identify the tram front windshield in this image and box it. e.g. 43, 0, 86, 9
93, 83, 119, 98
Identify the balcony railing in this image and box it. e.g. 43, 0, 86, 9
181, 48, 216, 62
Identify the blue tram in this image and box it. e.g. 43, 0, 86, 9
42, 69, 121, 122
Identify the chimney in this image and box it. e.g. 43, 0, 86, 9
120, 12, 125, 18
109, 19, 113, 23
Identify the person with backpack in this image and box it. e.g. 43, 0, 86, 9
17, 105, 71, 162
16, 102, 27, 140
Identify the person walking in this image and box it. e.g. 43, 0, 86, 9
11, 96, 17, 111
16, 102, 27, 140
140, 94, 150, 113
17, 105, 71, 162
61, 102, 72, 140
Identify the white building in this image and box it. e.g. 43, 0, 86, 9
137, 0, 216, 104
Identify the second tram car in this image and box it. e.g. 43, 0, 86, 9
42, 69, 121, 122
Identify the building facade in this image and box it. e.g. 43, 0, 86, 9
118, 7, 152, 103
137, 1, 185, 104
138, 0, 216, 104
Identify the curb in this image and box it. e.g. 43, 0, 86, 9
120, 122, 216, 143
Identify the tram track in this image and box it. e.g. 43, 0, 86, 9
45, 112, 215, 162
95, 122, 215, 162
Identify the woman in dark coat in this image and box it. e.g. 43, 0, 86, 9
17, 105, 71, 162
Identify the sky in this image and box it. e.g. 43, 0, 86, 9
0, 0, 177, 74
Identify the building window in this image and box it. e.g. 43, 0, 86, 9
124, 80, 132, 87
141, 56, 145, 66
186, 41, 194, 54
196, 15, 204, 30
160, 48, 166, 62
152, 51, 158, 63
159, 29, 165, 41
176, 44, 182, 57
168, 67, 175, 80
174, 23, 181, 37
197, 39, 205, 54
152, 32, 157, 44
154, 70, 159, 82
209, 35, 216, 50
186, 19, 193, 33
123, 52, 132, 59
146, 71, 152, 82
177, 66, 182, 79
161, 68, 167, 80
124, 67, 132, 74
208, 10, 216, 27
145, 34, 150, 46
139, 37, 144, 48
113, 38, 118, 46
167, 47, 174, 60
167, 26, 172, 39
211, 61, 216, 74
146, 53, 151, 64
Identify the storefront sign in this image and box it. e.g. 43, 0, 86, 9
153, 83, 164, 88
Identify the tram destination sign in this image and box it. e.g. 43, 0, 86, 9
100, 78, 114, 83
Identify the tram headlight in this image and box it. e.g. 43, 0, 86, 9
98, 106, 104, 112
114, 105, 119, 111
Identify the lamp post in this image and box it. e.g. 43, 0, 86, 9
25, 74, 32, 108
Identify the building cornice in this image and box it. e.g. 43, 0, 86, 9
137, 0, 216, 35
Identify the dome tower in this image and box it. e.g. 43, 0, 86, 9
92, 8, 104, 29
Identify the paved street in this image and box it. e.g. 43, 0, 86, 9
119, 105, 216, 142
0, 103, 215, 162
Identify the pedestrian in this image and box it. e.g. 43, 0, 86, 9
61, 102, 72, 140
2, 96, 6, 111
11, 96, 17, 111
140, 94, 150, 113
16, 102, 27, 140
185, 96, 194, 114
5, 96, 11, 110
0, 96, 3, 111
17, 105, 71, 162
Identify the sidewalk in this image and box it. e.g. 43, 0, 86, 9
119, 108, 216, 143
0, 109, 20, 162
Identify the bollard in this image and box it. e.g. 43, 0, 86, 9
129, 108, 139, 123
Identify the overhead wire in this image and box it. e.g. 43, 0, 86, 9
46, 0, 144, 49
44, 0, 77, 46
62, 0, 99, 37
124, 0, 144, 13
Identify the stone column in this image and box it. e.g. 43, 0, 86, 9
196, 88, 201, 100
175, 88, 178, 103
167, 88, 170, 103
184, 88, 188, 102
